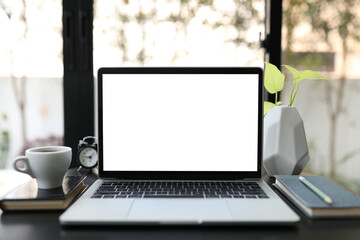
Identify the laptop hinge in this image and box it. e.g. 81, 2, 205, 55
103, 178, 260, 181
241, 178, 259, 181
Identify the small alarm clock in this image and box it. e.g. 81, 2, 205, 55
77, 136, 98, 169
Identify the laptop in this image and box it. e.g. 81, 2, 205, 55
60, 67, 299, 225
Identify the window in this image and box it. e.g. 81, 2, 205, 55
0, 0, 63, 168
0, 1, 280, 169
93, 0, 265, 71
282, 0, 360, 193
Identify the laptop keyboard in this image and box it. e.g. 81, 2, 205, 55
91, 181, 269, 199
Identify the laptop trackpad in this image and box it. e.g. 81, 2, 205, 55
127, 199, 232, 223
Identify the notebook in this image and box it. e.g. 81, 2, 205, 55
274, 175, 360, 218
59, 67, 299, 225
0, 176, 86, 211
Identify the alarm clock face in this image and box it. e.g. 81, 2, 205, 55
78, 147, 98, 168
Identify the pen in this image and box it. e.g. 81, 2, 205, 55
299, 176, 333, 205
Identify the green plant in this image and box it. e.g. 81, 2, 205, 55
264, 62, 329, 115
0, 113, 9, 169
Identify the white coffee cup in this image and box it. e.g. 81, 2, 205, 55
13, 146, 72, 189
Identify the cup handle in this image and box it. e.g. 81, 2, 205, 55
12, 156, 35, 178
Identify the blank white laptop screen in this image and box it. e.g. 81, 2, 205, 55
102, 74, 259, 172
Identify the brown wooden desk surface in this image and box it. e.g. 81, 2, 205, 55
1, 169, 360, 240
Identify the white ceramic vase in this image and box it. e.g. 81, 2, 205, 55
263, 106, 310, 176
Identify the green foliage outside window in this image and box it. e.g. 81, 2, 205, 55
0, 114, 9, 169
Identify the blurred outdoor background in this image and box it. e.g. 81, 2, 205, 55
0, 0, 359, 193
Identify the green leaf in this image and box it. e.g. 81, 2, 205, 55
264, 101, 276, 116
264, 62, 285, 94
283, 65, 329, 83
276, 101, 283, 106
283, 65, 301, 81
297, 70, 329, 83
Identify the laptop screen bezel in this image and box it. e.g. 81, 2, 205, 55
98, 67, 263, 180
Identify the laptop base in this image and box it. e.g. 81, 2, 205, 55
60, 179, 299, 225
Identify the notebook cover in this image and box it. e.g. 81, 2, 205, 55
274, 175, 360, 209
0, 175, 86, 211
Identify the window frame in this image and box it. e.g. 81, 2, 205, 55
63, 0, 94, 167
63, 0, 282, 166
